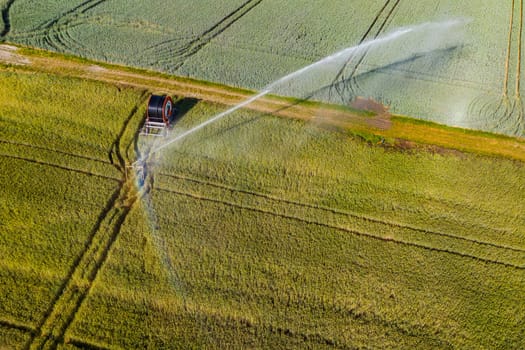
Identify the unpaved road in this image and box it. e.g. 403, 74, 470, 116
0, 44, 391, 131
1, 44, 524, 162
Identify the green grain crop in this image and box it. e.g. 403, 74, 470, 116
0, 70, 144, 343
3, 1, 524, 136
1, 65, 524, 348
72, 102, 525, 348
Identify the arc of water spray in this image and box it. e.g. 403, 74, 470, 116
148, 27, 414, 157
149, 19, 466, 157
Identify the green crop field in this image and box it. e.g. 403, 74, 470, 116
2, 0, 524, 137
1, 63, 525, 349
0, 70, 146, 349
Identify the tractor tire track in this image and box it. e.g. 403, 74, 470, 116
150, 0, 263, 69
23, 184, 119, 350
158, 172, 525, 255
349, 0, 402, 91
49, 18, 100, 58
152, 0, 263, 58
158, 165, 520, 238
35, 0, 106, 31
60, 23, 99, 58
504, 0, 516, 97
264, 307, 450, 349
8, 16, 93, 41
0, 139, 111, 166
517, 0, 523, 97
108, 90, 148, 171
502, 0, 524, 132
0, 318, 35, 335
0, 0, 15, 37
25, 91, 144, 350
25, 185, 135, 350
515, 0, 525, 133
67, 338, 108, 350
7, 0, 107, 56
26, 186, 137, 350
185, 281, 446, 349
360, 0, 395, 43
0, 153, 119, 182
341, 0, 401, 78
330, 0, 402, 102
469, 0, 525, 135
156, 185, 525, 270
51, 26, 73, 52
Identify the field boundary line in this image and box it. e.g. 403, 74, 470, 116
156, 185, 525, 270
1, 45, 524, 161
158, 172, 525, 254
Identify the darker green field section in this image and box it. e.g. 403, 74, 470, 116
0, 70, 145, 349
1, 68, 524, 349
0, 156, 117, 323
68, 104, 524, 348
68, 186, 525, 349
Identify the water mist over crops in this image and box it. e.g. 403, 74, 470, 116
130, 20, 470, 290
131, 18, 472, 323
148, 18, 468, 159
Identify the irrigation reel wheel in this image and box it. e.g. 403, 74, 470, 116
141, 94, 176, 137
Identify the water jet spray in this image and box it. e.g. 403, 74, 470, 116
134, 19, 468, 174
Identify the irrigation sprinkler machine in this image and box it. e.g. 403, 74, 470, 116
128, 94, 178, 185
140, 94, 176, 137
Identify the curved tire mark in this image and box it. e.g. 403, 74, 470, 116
151, 0, 264, 69
36, 0, 106, 30
108, 90, 148, 171
0, 0, 15, 37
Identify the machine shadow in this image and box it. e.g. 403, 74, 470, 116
324, 45, 462, 105
172, 97, 200, 123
